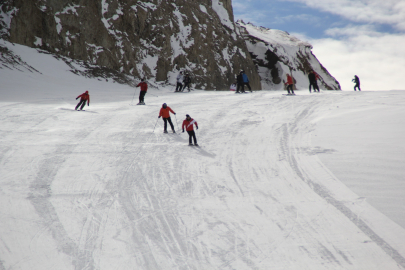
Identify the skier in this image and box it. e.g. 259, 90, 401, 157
175, 71, 184, 92
285, 74, 295, 95
75, 90, 90, 110
182, 114, 198, 146
352, 75, 361, 91
182, 73, 191, 92
241, 70, 252, 92
158, 103, 176, 133
308, 70, 319, 93
230, 81, 237, 91
236, 72, 244, 93
136, 79, 148, 105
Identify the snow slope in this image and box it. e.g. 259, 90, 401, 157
1, 42, 405, 269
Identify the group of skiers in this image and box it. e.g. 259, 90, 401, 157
234, 70, 252, 93
283, 70, 361, 94
74, 69, 363, 146
74, 78, 200, 146
157, 103, 198, 145
175, 71, 192, 92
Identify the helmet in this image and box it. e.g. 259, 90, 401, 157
186, 114, 190, 118
162, 103, 167, 108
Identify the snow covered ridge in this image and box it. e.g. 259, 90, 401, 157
0, 0, 261, 90
236, 20, 341, 90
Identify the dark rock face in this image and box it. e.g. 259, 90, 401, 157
0, 0, 261, 90
236, 21, 340, 90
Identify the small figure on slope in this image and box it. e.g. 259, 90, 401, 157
182, 73, 191, 92
241, 70, 252, 92
75, 90, 90, 110
285, 74, 295, 95
236, 72, 245, 93
136, 79, 148, 105
230, 80, 237, 91
159, 103, 176, 133
182, 114, 199, 146
308, 70, 320, 93
352, 75, 361, 91
175, 71, 184, 92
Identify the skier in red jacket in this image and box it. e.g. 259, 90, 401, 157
159, 103, 176, 133
75, 90, 90, 110
136, 79, 148, 105
285, 74, 294, 95
182, 114, 198, 146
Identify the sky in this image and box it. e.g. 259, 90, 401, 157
232, 0, 405, 91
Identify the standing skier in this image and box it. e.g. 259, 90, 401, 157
182, 73, 191, 92
175, 71, 184, 92
182, 114, 198, 146
241, 70, 252, 92
159, 103, 176, 133
286, 74, 295, 95
136, 79, 148, 105
230, 81, 237, 91
236, 72, 244, 93
308, 70, 319, 93
352, 75, 361, 91
75, 90, 90, 110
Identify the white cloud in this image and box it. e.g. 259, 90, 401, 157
296, 28, 405, 90
285, 0, 405, 30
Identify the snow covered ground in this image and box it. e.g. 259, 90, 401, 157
1, 42, 405, 269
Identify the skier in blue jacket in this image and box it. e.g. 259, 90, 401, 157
241, 70, 252, 92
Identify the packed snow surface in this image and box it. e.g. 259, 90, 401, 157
1, 42, 405, 270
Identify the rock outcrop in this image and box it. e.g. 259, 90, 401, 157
0, 0, 261, 90
236, 20, 340, 90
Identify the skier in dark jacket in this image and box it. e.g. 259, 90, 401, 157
352, 75, 361, 91
136, 79, 148, 105
182, 73, 191, 92
75, 90, 90, 110
236, 72, 244, 93
182, 114, 198, 146
308, 70, 319, 93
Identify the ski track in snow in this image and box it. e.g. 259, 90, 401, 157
1, 90, 405, 269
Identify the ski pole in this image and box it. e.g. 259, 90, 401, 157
131, 89, 137, 104
153, 117, 159, 133
174, 114, 180, 131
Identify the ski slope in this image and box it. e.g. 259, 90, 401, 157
1, 42, 405, 270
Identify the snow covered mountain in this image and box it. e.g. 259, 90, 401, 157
0, 0, 261, 90
236, 20, 341, 90
1, 40, 405, 269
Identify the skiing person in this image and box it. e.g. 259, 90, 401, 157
136, 78, 148, 105
286, 74, 294, 95
230, 81, 237, 91
182, 114, 198, 146
75, 90, 90, 110
352, 75, 361, 91
308, 70, 319, 93
175, 71, 184, 92
182, 73, 191, 92
241, 70, 252, 92
236, 72, 244, 93
158, 103, 176, 133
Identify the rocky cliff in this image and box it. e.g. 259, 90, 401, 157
0, 0, 261, 90
236, 21, 340, 90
